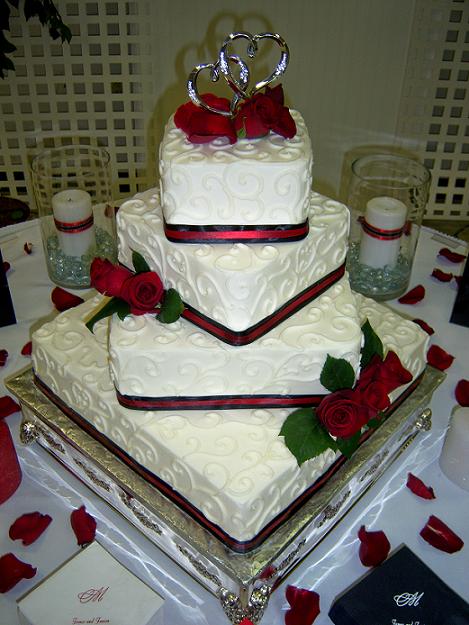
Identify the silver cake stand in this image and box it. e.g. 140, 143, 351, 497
6, 366, 444, 624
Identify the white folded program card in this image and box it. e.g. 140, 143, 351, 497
17, 541, 165, 625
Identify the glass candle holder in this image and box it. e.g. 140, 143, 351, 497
346, 154, 431, 301
31, 145, 117, 289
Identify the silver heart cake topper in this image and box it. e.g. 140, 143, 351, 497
187, 31, 290, 117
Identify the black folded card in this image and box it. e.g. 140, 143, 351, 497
329, 545, 469, 625
450, 257, 469, 328
0, 248, 16, 327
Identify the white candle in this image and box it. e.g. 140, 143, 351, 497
439, 407, 469, 492
359, 196, 407, 269
52, 189, 95, 258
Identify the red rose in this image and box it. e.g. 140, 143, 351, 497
358, 380, 391, 413
317, 389, 368, 439
378, 351, 413, 392
265, 84, 285, 105
174, 94, 237, 144
90, 258, 132, 298
234, 87, 296, 139
271, 104, 297, 139
234, 97, 270, 138
355, 354, 383, 391
120, 272, 164, 315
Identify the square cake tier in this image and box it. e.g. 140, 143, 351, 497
109, 277, 362, 410
32, 296, 428, 552
159, 110, 312, 227
117, 189, 348, 334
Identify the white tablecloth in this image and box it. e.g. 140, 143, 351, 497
1, 220, 468, 624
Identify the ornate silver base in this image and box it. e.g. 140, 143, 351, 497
7, 367, 442, 624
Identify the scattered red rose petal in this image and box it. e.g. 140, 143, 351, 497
0, 350, 8, 367
406, 473, 436, 500
455, 379, 469, 406
21, 341, 32, 356
0, 421, 22, 503
285, 585, 320, 625
0, 553, 36, 593
9, 512, 52, 546
438, 247, 467, 264
0, 395, 21, 420
427, 344, 455, 371
70, 505, 96, 546
398, 285, 425, 305
413, 318, 435, 335
51, 287, 84, 312
358, 525, 391, 567
431, 268, 453, 282
420, 515, 464, 553
3, 261, 10, 273
23, 242, 33, 255
239, 620, 255, 625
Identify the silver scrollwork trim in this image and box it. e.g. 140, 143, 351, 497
177, 545, 221, 587
23, 419, 66, 454
317, 490, 351, 528
118, 492, 162, 536
359, 449, 390, 483
276, 538, 306, 573
73, 458, 111, 492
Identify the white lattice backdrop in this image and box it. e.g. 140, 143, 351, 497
0, 0, 467, 220
396, 0, 469, 220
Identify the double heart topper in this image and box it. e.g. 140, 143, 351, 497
187, 31, 290, 117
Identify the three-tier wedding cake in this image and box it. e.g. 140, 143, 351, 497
31, 32, 429, 553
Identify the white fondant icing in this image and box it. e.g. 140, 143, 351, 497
32, 295, 428, 543
32, 297, 337, 542
117, 189, 349, 332
159, 110, 313, 226
109, 278, 362, 400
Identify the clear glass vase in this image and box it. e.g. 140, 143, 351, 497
346, 154, 431, 301
31, 144, 117, 289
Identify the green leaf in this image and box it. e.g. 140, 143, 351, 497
279, 408, 337, 466
361, 319, 384, 368
335, 431, 361, 458
367, 415, 385, 430
236, 126, 246, 139
320, 354, 355, 392
132, 250, 150, 274
85, 297, 130, 332
157, 288, 184, 324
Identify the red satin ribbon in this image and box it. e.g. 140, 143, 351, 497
181, 262, 346, 346
54, 214, 94, 234
362, 219, 404, 241
116, 391, 325, 411
164, 218, 309, 244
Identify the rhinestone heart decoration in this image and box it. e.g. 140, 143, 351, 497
187, 31, 290, 117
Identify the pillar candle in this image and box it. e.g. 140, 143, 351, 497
439, 407, 469, 492
52, 189, 95, 258
359, 196, 407, 269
